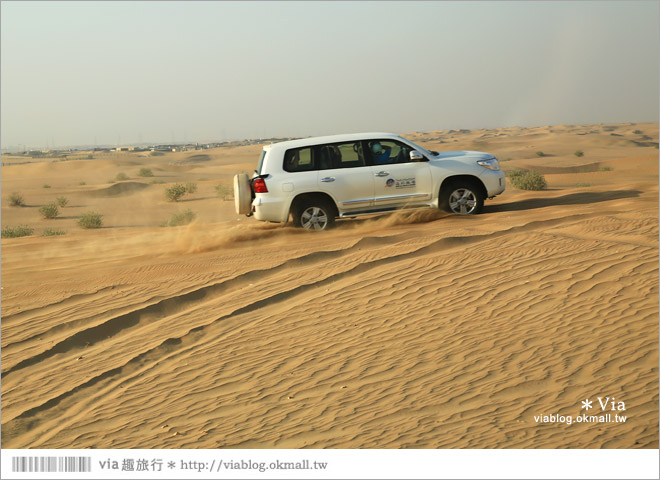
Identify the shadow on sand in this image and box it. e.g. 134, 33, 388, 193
485, 190, 642, 213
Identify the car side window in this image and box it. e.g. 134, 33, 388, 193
316, 142, 366, 170
367, 140, 413, 165
283, 147, 315, 172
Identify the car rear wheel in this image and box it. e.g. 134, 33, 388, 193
292, 198, 336, 231
234, 173, 252, 215
440, 181, 484, 215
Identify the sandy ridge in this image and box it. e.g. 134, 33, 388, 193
2, 211, 657, 448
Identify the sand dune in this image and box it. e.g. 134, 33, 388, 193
86, 182, 151, 197
1, 123, 658, 448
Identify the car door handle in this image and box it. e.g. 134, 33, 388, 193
375, 171, 390, 177
321, 177, 335, 182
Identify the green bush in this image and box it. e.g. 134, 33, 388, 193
600, 166, 613, 172
43, 184, 51, 189
535, 151, 546, 157
185, 182, 198, 194
39, 202, 60, 219
78, 211, 103, 229
574, 150, 584, 157
79, 181, 87, 186
215, 183, 233, 200
115, 172, 129, 181
508, 170, 547, 190
56, 196, 68, 207
167, 209, 196, 227
138, 168, 154, 177
150, 180, 165, 185
9, 192, 24, 207
2, 225, 34, 238
42, 228, 67, 236
165, 184, 187, 202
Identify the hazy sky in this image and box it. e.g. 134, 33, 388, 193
1, 1, 658, 149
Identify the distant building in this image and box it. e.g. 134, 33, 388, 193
152, 145, 177, 152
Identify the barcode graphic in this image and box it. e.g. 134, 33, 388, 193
11, 456, 92, 473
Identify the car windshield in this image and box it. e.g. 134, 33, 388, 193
400, 137, 435, 157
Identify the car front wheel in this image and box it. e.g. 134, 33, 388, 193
440, 182, 484, 215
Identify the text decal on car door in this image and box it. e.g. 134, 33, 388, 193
386, 177, 416, 189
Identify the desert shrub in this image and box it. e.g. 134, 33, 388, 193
165, 184, 187, 202
43, 184, 51, 188
633, 130, 643, 135
56, 196, 68, 207
167, 209, 196, 226
535, 151, 546, 157
115, 172, 129, 181
39, 202, 59, 219
185, 182, 198, 194
574, 150, 584, 157
150, 151, 164, 156
508, 170, 547, 190
138, 167, 154, 177
2, 225, 34, 238
78, 211, 103, 229
42, 228, 67, 236
600, 166, 613, 172
9, 192, 24, 207
79, 181, 87, 186
150, 180, 165, 185
576, 183, 592, 188
107, 179, 116, 184
87, 154, 94, 159
215, 183, 233, 200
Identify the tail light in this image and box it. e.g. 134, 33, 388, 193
252, 177, 268, 193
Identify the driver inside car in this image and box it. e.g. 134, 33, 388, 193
370, 142, 392, 165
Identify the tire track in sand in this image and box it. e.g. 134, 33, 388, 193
2, 213, 604, 431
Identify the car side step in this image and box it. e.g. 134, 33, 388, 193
338, 203, 433, 218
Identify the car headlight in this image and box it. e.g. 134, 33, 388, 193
477, 158, 500, 171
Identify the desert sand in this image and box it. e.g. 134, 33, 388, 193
1, 122, 658, 449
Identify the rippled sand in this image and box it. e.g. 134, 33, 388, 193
2, 123, 658, 448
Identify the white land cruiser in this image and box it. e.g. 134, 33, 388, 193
234, 132, 505, 230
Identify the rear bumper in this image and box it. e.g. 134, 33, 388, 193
252, 195, 290, 223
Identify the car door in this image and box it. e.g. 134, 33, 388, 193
368, 139, 433, 207
315, 141, 375, 211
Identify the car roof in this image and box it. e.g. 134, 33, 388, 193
264, 132, 405, 151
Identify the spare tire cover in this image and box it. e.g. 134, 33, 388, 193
234, 173, 252, 215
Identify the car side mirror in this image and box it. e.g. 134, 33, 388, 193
410, 150, 425, 161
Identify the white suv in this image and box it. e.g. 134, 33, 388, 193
234, 132, 505, 230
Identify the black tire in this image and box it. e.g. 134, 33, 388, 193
234, 173, 252, 215
439, 181, 484, 215
292, 198, 337, 231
